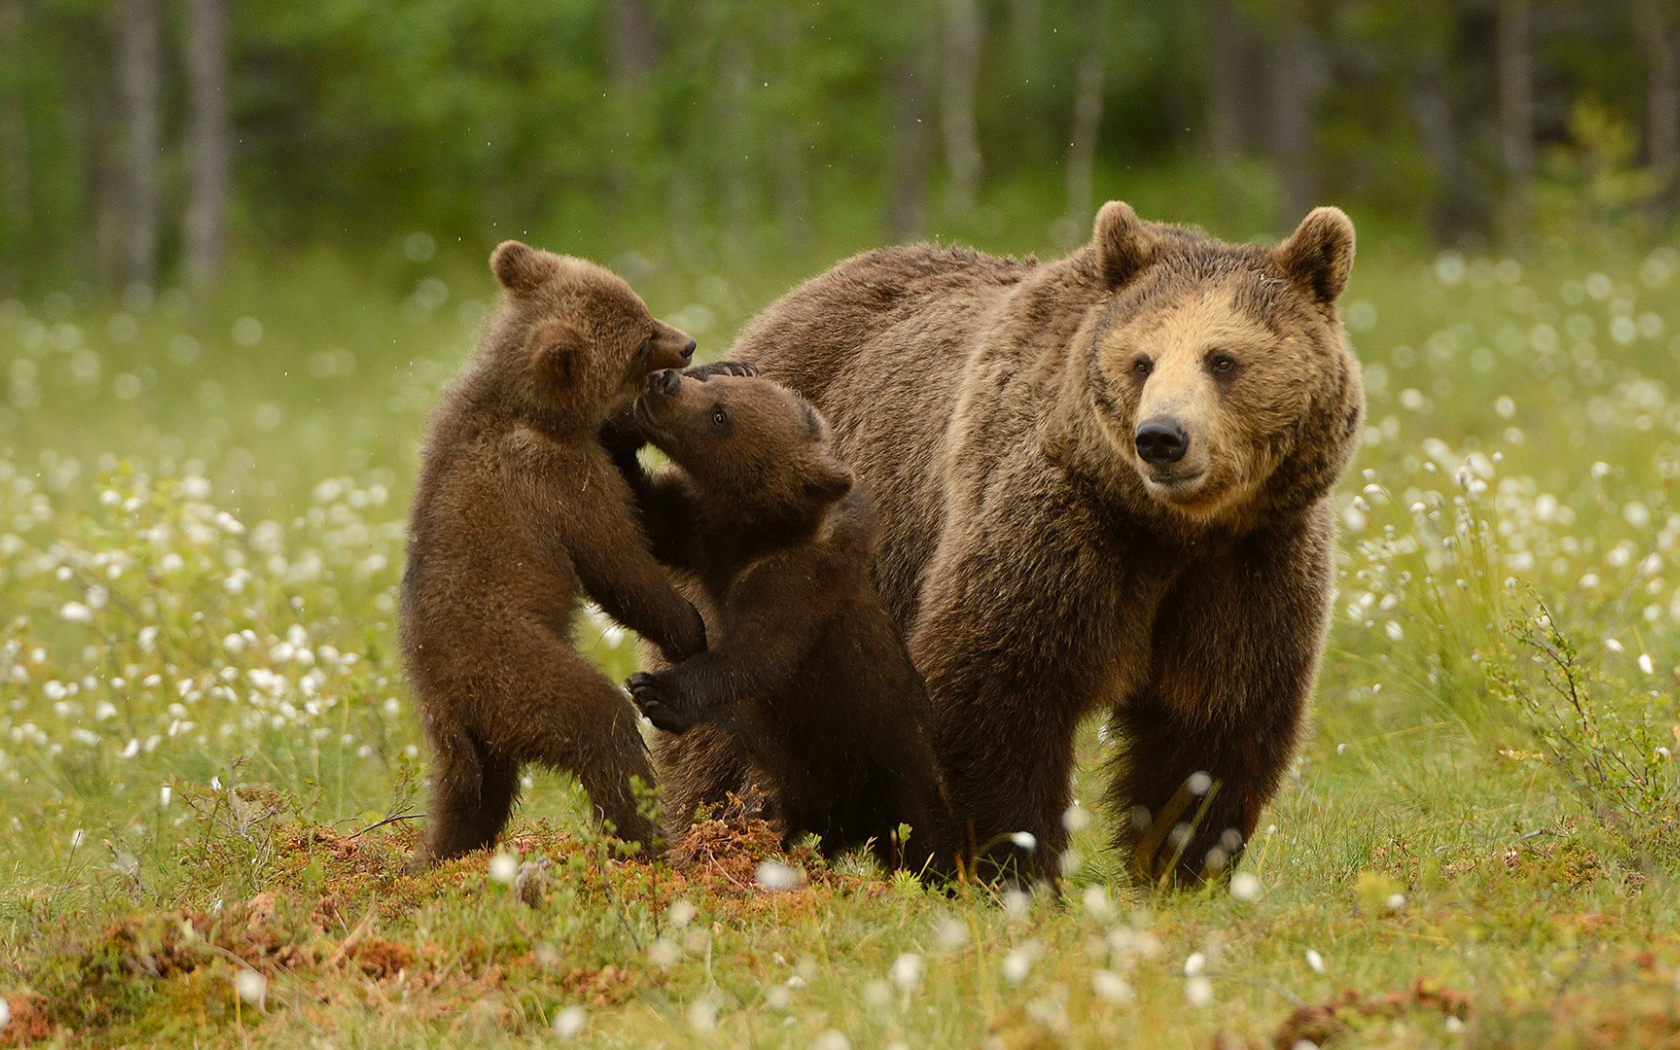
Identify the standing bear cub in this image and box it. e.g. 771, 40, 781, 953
620, 370, 962, 876
402, 241, 709, 865
735, 202, 1364, 885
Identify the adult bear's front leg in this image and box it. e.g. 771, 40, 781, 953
911, 500, 1129, 883
1110, 514, 1335, 886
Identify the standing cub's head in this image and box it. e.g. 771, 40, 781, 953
635, 371, 854, 525
473, 241, 695, 427
1079, 203, 1364, 523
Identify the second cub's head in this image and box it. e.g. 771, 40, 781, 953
478, 240, 695, 423
635, 372, 854, 523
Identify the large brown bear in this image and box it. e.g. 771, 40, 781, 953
728, 202, 1363, 885
402, 240, 711, 864
618, 370, 962, 875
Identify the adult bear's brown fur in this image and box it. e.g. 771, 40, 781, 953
726, 202, 1363, 885
402, 240, 708, 865
619, 371, 962, 875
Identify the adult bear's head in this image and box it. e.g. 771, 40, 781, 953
1078, 202, 1364, 524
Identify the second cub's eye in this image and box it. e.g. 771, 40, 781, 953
711, 409, 728, 428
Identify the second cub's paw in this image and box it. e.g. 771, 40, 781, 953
683, 360, 759, 381
627, 672, 696, 734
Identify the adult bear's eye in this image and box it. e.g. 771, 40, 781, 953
1132, 357, 1153, 377
1206, 352, 1236, 374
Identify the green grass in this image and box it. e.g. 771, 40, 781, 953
0, 232, 1678, 1048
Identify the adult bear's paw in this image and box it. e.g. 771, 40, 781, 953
627, 671, 698, 733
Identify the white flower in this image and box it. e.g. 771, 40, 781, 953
647, 938, 681, 967
754, 859, 805, 891
668, 899, 698, 929
812, 1031, 851, 1050
890, 952, 923, 994
1305, 948, 1326, 974
1061, 803, 1091, 833
1638, 653, 1655, 675
1185, 975, 1214, 1006
1081, 884, 1114, 920
686, 996, 718, 1033
1183, 951, 1206, 976
488, 852, 518, 885
60, 601, 93, 624
551, 1005, 586, 1038
1002, 941, 1041, 984
933, 916, 969, 951
1092, 969, 1134, 1004
234, 969, 267, 1008
1230, 872, 1263, 902
1010, 831, 1037, 851
159, 785, 172, 808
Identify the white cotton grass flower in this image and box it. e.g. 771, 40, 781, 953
1305, 948, 1327, 974
1002, 940, 1042, 984
1230, 872, 1263, 902
1185, 975, 1214, 1007
933, 915, 969, 951
1639, 653, 1655, 675
1010, 831, 1037, 851
159, 785, 172, 808
648, 938, 681, 968
233, 968, 267, 1009
0, 996, 9, 1032
667, 899, 698, 929
551, 1004, 587, 1038
890, 952, 924, 994
686, 995, 718, 1033
1062, 802, 1091, 833
812, 1030, 852, 1050
488, 852, 519, 885
1183, 951, 1206, 976
754, 859, 805, 891
1081, 883, 1114, 920
1091, 969, 1135, 1004
60, 601, 93, 624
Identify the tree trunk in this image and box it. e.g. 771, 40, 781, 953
1064, 0, 1108, 227
183, 0, 231, 293
1207, 0, 1245, 166
1266, 23, 1321, 224
0, 0, 28, 265
1495, 0, 1535, 238
1634, 0, 1679, 214
605, 0, 660, 226
940, 0, 983, 214
887, 33, 934, 241
115, 0, 162, 290
767, 8, 809, 246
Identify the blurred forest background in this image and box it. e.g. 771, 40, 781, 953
0, 0, 1677, 300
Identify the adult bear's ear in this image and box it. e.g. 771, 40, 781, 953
804, 458, 855, 505
1093, 200, 1158, 289
491, 240, 560, 295
528, 318, 586, 387
1272, 207, 1355, 304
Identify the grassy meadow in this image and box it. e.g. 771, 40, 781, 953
0, 227, 1678, 1048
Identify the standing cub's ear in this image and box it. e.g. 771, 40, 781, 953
491, 240, 561, 295
803, 457, 855, 505
527, 318, 587, 388
1272, 207, 1356, 304
1093, 200, 1159, 289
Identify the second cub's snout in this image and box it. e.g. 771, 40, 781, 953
648, 368, 683, 399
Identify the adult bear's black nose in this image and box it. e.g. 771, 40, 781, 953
1135, 417, 1189, 465
649, 368, 682, 399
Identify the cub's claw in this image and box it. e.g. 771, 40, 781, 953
628, 671, 695, 733
683, 360, 759, 381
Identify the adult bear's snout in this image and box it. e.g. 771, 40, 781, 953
1134, 417, 1189, 466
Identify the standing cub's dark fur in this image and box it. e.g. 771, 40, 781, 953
402, 241, 707, 865
621, 371, 960, 874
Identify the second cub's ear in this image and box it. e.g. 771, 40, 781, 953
1093, 200, 1158, 289
804, 458, 855, 505
491, 240, 560, 295
1272, 207, 1356, 304
528, 318, 587, 387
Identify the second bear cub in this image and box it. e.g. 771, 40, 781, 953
624, 370, 961, 875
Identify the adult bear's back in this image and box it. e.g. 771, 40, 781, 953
736, 244, 1034, 624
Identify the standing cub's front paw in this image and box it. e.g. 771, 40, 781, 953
683, 360, 759, 381
628, 671, 697, 733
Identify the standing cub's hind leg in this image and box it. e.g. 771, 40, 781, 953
421, 725, 521, 865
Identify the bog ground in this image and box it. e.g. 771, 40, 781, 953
1, 242, 1677, 1048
